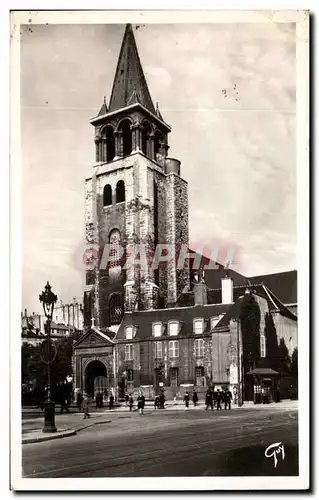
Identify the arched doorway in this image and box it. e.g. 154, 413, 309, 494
85, 360, 107, 397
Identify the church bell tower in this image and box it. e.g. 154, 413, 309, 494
83, 24, 189, 329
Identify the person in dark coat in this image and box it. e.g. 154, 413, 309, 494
215, 389, 222, 410
137, 392, 145, 414
184, 392, 190, 408
205, 388, 213, 410
154, 395, 160, 409
59, 385, 70, 414
192, 390, 198, 407
224, 389, 232, 410
159, 391, 165, 409
109, 393, 114, 410
95, 392, 100, 409
129, 394, 134, 412
76, 391, 83, 410
125, 393, 129, 407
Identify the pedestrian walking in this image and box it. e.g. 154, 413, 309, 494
184, 391, 190, 408
59, 386, 70, 414
205, 387, 213, 410
109, 393, 114, 410
215, 389, 222, 410
125, 392, 129, 407
95, 392, 99, 409
82, 393, 90, 419
129, 394, 134, 412
76, 390, 83, 411
224, 389, 232, 410
154, 395, 160, 409
159, 391, 165, 409
137, 392, 145, 414
192, 390, 198, 407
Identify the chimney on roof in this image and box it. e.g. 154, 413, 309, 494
194, 268, 207, 306
221, 273, 233, 304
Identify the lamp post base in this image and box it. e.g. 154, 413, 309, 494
42, 401, 57, 433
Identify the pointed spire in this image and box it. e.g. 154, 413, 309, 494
155, 101, 164, 121
97, 96, 108, 116
109, 24, 155, 114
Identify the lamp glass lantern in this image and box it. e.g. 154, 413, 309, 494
39, 281, 57, 320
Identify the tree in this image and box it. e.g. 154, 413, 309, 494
23, 337, 74, 388
275, 338, 290, 375
259, 312, 279, 369
290, 347, 298, 378
21, 342, 36, 383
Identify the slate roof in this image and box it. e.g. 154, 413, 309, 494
247, 270, 297, 305
115, 303, 232, 341
214, 285, 297, 329
108, 24, 156, 115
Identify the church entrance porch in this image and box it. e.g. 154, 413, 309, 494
85, 360, 107, 397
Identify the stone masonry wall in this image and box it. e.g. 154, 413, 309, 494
165, 173, 189, 304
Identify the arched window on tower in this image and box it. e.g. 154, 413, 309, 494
154, 130, 163, 161
141, 121, 151, 156
109, 293, 124, 325
103, 184, 112, 207
119, 119, 132, 157
116, 180, 125, 203
105, 125, 115, 162
109, 229, 121, 267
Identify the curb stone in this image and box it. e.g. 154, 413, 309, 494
22, 429, 76, 445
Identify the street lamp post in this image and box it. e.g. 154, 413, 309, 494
39, 281, 58, 433
236, 318, 242, 407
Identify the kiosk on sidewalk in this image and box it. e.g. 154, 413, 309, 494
246, 368, 280, 404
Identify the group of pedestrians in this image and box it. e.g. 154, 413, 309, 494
183, 390, 199, 408
154, 392, 165, 409
205, 387, 233, 411
76, 387, 233, 418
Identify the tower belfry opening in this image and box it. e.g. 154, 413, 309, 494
84, 24, 189, 329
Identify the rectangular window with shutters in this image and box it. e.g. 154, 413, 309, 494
195, 366, 205, 386
125, 344, 133, 361
260, 335, 266, 358
170, 367, 178, 387
155, 341, 163, 359
169, 340, 179, 359
194, 338, 204, 357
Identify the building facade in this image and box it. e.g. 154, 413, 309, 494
74, 24, 298, 401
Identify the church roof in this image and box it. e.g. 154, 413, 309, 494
115, 303, 232, 341
246, 270, 297, 306
108, 24, 155, 115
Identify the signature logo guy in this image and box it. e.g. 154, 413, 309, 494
265, 442, 285, 468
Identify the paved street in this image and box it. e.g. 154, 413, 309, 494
22, 407, 298, 477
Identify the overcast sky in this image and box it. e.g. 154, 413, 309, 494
21, 22, 296, 313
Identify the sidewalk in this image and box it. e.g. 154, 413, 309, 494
22, 411, 119, 444
22, 399, 298, 444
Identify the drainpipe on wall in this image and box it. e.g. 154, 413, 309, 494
237, 319, 242, 407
